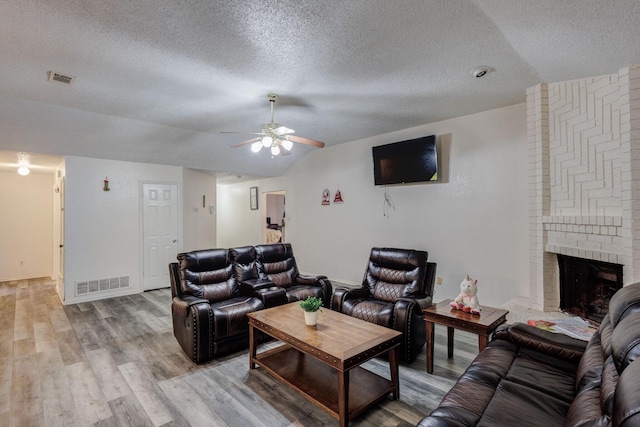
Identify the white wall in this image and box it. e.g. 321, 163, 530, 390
182, 168, 217, 250
64, 156, 182, 303
217, 181, 266, 248
217, 104, 529, 307
0, 171, 54, 281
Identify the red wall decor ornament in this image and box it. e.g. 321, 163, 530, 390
333, 188, 344, 204
321, 189, 331, 205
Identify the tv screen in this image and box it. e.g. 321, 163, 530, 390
372, 135, 438, 185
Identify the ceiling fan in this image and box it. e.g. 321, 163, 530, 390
225, 93, 325, 156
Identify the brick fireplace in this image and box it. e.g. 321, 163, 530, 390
527, 65, 640, 313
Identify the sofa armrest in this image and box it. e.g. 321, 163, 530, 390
172, 295, 209, 319
296, 274, 327, 285
171, 296, 212, 363
240, 278, 275, 292
296, 275, 333, 307
331, 286, 370, 311
395, 297, 428, 362
501, 322, 587, 363
404, 294, 433, 310
241, 284, 288, 308
169, 262, 181, 299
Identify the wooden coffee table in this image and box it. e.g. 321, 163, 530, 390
247, 303, 402, 427
423, 299, 508, 374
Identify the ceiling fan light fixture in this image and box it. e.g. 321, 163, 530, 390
251, 141, 263, 153
227, 93, 325, 154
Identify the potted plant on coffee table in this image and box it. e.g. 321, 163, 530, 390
300, 296, 323, 326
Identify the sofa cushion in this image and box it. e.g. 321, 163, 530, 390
479, 380, 569, 427
574, 330, 604, 393
261, 259, 297, 287
611, 312, 640, 373
255, 243, 300, 288
504, 346, 577, 404
365, 247, 428, 299
608, 284, 640, 328
565, 387, 608, 427
613, 358, 640, 426
600, 356, 618, 419
341, 298, 394, 328
283, 284, 323, 303
210, 296, 263, 340
178, 249, 238, 302
230, 246, 259, 282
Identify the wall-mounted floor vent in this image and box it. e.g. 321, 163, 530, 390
76, 276, 129, 297
47, 70, 75, 85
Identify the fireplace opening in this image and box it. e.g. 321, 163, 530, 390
557, 254, 623, 324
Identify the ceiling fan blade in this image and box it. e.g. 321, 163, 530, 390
273, 125, 295, 135
286, 135, 325, 148
220, 131, 264, 135
230, 137, 261, 148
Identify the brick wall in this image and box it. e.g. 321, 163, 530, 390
527, 65, 640, 311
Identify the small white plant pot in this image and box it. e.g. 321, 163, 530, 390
304, 310, 318, 326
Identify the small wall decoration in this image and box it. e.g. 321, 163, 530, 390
321, 189, 331, 206
103, 177, 110, 191
250, 186, 259, 210
333, 188, 344, 204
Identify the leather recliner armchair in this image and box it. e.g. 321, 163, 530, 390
331, 247, 436, 362
169, 248, 263, 363
254, 243, 333, 307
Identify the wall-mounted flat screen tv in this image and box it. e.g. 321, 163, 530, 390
372, 135, 438, 185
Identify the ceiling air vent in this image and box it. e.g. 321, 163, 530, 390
47, 71, 75, 85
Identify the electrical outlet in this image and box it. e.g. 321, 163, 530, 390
436, 277, 443, 285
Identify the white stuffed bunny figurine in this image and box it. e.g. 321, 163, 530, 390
450, 274, 481, 315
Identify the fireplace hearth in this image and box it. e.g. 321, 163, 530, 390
557, 255, 622, 324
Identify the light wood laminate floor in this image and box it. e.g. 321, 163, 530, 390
1, 278, 477, 427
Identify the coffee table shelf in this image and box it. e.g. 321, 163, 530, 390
254, 345, 396, 420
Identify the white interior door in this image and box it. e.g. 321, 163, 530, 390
142, 183, 179, 291
57, 177, 65, 298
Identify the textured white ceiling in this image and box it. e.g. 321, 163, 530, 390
1, 0, 639, 177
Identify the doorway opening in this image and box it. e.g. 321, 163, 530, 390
265, 191, 285, 244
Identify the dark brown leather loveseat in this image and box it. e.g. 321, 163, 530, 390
169, 243, 332, 363
418, 282, 640, 427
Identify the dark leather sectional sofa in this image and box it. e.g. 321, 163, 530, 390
418, 282, 640, 426
169, 243, 332, 363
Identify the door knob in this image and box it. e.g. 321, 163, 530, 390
173, 239, 177, 243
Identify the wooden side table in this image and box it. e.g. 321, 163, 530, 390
423, 299, 508, 374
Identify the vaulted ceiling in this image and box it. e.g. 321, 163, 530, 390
1, 0, 640, 176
